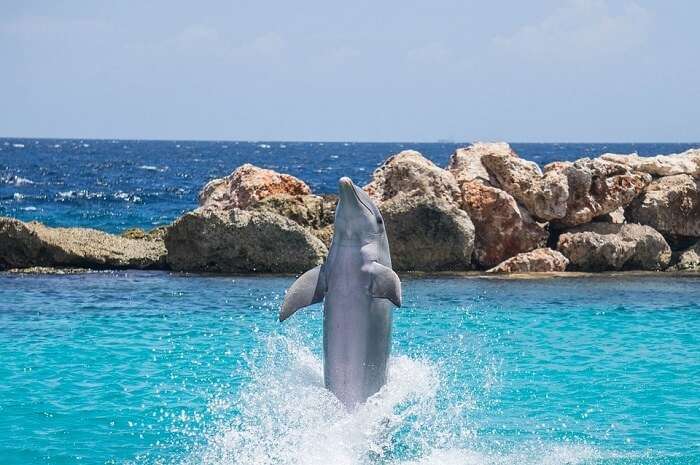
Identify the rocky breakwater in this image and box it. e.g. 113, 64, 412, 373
1, 144, 699, 274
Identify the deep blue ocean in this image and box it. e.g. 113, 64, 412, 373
1, 138, 698, 232
1, 139, 699, 465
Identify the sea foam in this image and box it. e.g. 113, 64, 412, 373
181, 334, 606, 465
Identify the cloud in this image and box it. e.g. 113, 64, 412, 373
493, 0, 651, 61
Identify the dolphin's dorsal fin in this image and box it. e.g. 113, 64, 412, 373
369, 262, 402, 307
279, 265, 326, 322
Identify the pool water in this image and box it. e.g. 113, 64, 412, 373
0, 272, 698, 465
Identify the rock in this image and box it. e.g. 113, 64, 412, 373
164, 208, 327, 273
363, 151, 474, 271
365, 150, 460, 204
625, 174, 700, 238
249, 194, 337, 247
486, 248, 569, 273
378, 194, 474, 271
446, 142, 502, 183
121, 226, 168, 241
592, 207, 625, 224
480, 146, 650, 226
0, 217, 166, 270
480, 145, 570, 221
7, 266, 96, 274
545, 158, 651, 226
669, 241, 700, 271
199, 164, 311, 210
601, 149, 700, 177
458, 180, 548, 267
447, 143, 548, 267
557, 223, 671, 271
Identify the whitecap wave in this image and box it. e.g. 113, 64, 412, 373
57, 190, 105, 200
139, 165, 167, 172
2, 175, 34, 186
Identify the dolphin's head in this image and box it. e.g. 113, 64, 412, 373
334, 177, 385, 244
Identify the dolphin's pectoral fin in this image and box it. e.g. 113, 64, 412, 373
279, 265, 326, 322
369, 262, 402, 307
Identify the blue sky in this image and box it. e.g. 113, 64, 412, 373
1, 1, 698, 141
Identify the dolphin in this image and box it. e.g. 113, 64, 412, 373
279, 176, 402, 408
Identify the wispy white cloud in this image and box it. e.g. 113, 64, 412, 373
493, 0, 651, 61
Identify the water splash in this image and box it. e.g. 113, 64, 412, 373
179, 334, 608, 465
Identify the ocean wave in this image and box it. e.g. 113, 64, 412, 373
57, 190, 105, 200
2, 175, 35, 186
139, 165, 168, 172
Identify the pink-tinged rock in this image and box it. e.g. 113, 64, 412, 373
364, 150, 460, 204
480, 146, 570, 221
199, 163, 311, 210
447, 143, 548, 267
625, 174, 700, 238
446, 142, 505, 184
557, 223, 671, 271
486, 248, 569, 273
459, 180, 548, 267
601, 149, 700, 178
547, 158, 651, 227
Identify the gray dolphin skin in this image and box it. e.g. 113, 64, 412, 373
279, 176, 402, 408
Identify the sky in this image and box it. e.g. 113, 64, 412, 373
1, 0, 698, 142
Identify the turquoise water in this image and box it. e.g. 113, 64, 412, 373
0, 272, 698, 465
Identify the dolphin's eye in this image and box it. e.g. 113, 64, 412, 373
376, 216, 383, 224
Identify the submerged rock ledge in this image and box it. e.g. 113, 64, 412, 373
1, 144, 699, 274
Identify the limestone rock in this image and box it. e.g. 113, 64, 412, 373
458, 180, 547, 267
446, 142, 504, 183
548, 158, 651, 226
481, 146, 569, 221
592, 207, 625, 224
364, 150, 460, 204
199, 164, 311, 210
669, 241, 700, 271
249, 194, 337, 247
379, 194, 474, 271
164, 208, 327, 273
625, 174, 700, 238
601, 149, 700, 177
557, 223, 671, 271
486, 248, 569, 273
0, 217, 166, 270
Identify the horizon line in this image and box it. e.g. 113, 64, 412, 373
2, 135, 700, 145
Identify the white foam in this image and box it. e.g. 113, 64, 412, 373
12, 143, 25, 148
183, 335, 439, 465
3, 176, 34, 186
180, 334, 610, 465
258, 144, 271, 149
139, 165, 166, 172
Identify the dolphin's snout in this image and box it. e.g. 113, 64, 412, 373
339, 177, 354, 189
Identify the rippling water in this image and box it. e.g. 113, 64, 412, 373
1, 138, 697, 232
1, 272, 698, 465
